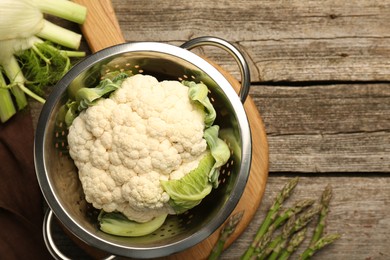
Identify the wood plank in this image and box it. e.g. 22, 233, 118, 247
240, 38, 390, 82
250, 84, 390, 135
221, 175, 390, 259
267, 132, 390, 172
249, 84, 390, 172
112, 0, 390, 82
73, 0, 125, 52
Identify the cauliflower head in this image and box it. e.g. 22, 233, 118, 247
67, 74, 208, 222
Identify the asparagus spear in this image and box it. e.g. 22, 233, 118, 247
299, 233, 341, 260
299, 185, 340, 259
257, 204, 321, 260
241, 177, 300, 260
269, 227, 308, 260
208, 211, 244, 260
256, 215, 296, 260
255, 199, 314, 253
310, 184, 333, 246
267, 217, 301, 260
278, 227, 307, 260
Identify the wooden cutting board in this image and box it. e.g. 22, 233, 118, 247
69, 1, 269, 259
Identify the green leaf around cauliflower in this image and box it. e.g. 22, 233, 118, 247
64, 72, 130, 127
98, 211, 168, 237
76, 72, 128, 110
161, 152, 215, 214
183, 80, 216, 127
203, 125, 231, 188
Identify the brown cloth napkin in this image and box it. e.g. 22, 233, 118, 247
0, 110, 51, 259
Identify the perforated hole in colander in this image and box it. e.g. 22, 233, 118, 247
54, 121, 69, 157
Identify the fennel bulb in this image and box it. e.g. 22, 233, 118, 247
0, 0, 87, 123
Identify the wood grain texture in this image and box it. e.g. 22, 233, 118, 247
250, 84, 390, 172
250, 85, 390, 135
73, 0, 125, 52
112, 0, 390, 82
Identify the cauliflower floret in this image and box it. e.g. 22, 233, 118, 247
83, 98, 116, 137
67, 118, 93, 166
67, 74, 208, 222
78, 162, 116, 207
122, 172, 169, 208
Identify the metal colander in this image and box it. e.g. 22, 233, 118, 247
34, 36, 252, 259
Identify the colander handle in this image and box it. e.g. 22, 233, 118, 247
43, 209, 116, 260
181, 36, 251, 103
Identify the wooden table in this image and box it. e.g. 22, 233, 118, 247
32, 0, 390, 259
